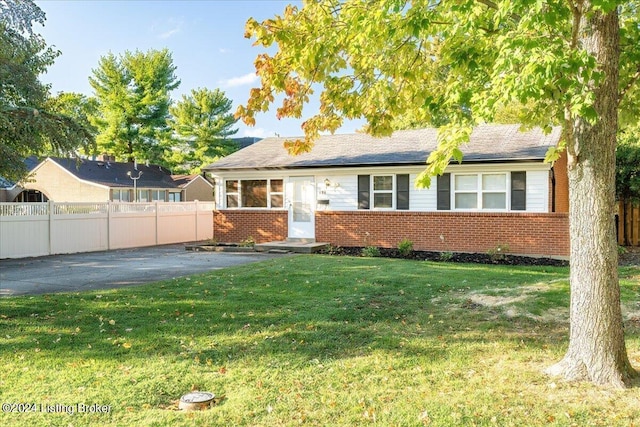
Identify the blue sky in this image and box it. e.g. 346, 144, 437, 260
34, 0, 362, 139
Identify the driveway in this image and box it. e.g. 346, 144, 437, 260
0, 245, 285, 297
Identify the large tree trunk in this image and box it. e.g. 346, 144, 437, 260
546, 6, 636, 387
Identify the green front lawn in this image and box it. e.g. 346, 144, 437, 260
1, 256, 639, 426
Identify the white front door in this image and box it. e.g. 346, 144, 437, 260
288, 176, 315, 239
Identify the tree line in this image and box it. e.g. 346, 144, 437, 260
1, 1, 238, 182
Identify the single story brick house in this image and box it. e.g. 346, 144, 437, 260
13, 156, 214, 203
203, 124, 570, 258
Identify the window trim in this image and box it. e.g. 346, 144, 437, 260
371, 174, 395, 210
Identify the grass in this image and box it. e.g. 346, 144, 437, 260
1, 256, 639, 426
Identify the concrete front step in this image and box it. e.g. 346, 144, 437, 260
254, 241, 329, 254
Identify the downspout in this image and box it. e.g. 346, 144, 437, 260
550, 167, 556, 213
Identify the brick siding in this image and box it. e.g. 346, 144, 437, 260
214, 209, 569, 257
316, 211, 569, 257
214, 210, 287, 243
553, 151, 569, 213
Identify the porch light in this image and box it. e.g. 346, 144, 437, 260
324, 178, 331, 187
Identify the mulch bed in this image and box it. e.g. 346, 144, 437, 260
317, 246, 570, 267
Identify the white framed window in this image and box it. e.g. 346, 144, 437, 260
270, 179, 284, 208
169, 192, 182, 202
111, 189, 130, 202
151, 190, 166, 201
226, 180, 239, 208
372, 175, 393, 209
225, 178, 285, 208
453, 173, 508, 210
454, 174, 478, 209
481, 174, 507, 209
137, 189, 150, 202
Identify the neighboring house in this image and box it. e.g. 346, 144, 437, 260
0, 157, 42, 202
171, 174, 214, 202
13, 156, 213, 203
203, 124, 570, 258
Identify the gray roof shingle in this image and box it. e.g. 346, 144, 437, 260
204, 124, 561, 172
50, 157, 180, 189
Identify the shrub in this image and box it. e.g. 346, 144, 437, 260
361, 246, 381, 257
397, 238, 414, 257
487, 244, 509, 262
439, 251, 453, 262
239, 236, 256, 247
324, 244, 344, 255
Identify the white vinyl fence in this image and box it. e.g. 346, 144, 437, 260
0, 201, 214, 259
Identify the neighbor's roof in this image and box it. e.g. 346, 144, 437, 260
0, 156, 41, 189
170, 174, 213, 189
49, 157, 180, 189
204, 124, 562, 172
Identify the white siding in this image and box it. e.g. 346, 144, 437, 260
409, 173, 437, 211
322, 175, 358, 210
525, 170, 549, 212
209, 162, 551, 214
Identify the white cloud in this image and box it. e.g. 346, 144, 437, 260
159, 28, 180, 39
243, 128, 267, 138
221, 72, 259, 88
219, 48, 231, 54
155, 18, 183, 39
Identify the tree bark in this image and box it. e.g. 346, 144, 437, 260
546, 6, 636, 387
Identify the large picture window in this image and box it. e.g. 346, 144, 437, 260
241, 180, 268, 207
225, 179, 285, 208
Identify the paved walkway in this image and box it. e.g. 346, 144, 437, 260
0, 245, 285, 297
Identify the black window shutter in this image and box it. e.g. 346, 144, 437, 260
396, 174, 410, 210
358, 175, 370, 209
437, 173, 451, 210
511, 171, 526, 210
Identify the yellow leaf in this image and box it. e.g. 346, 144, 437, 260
122, 342, 132, 349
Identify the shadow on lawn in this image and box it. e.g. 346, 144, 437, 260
1, 266, 570, 367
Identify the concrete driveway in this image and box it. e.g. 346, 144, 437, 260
0, 245, 285, 297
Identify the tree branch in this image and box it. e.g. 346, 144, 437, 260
619, 64, 640, 105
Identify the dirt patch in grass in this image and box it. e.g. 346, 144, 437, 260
462, 283, 570, 323
620, 246, 640, 266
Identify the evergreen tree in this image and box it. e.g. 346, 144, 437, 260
89, 48, 180, 164
168, 88, 239, 173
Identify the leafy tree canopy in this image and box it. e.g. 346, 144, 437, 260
89, 48, 180, 165
239, 0, 640, 388
0, 0, 93, 182
168, 88, 239, 174
617, 126, 640, 203
238, 0, 640, 185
